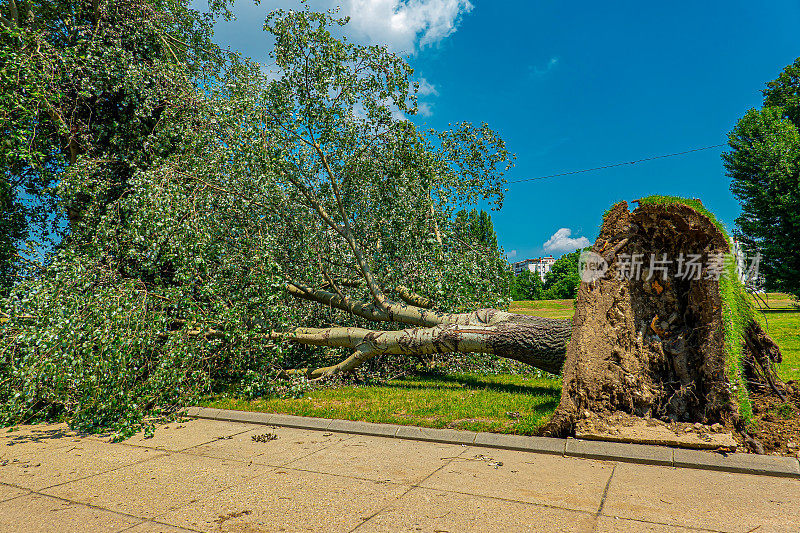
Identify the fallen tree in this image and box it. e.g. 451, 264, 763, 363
1, 7, 789, 442
277, 195, 786, 437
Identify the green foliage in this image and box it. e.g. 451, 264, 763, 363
0, 0, 229, 287
454, 209, 499, 250
511, 269, 543, 301
723, 57, 800, 298
0, 4, 513, 435
543, 250, 581, 300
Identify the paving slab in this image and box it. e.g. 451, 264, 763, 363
286, 433, 468, 485
0, 493, 140, 532
566, 438, 673, 466
119, 419, 259, 452
394, 425, 477, 445
159, 467, 408, 533
358, 486, 596, 532
602, 461, 800, 532
673, 448, 800, 477
595, 516, 714, 532
0, 483, 29, 503
0, 438, 165, 491
420, 446, 615, 513
41, 451, 272, 519
474, 432, 566, 455
187, 425, 352, 466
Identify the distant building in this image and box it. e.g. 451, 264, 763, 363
512, 256, 556, 282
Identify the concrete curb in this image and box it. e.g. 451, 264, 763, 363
184, 407, 800, 478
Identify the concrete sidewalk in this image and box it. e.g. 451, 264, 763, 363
0, 418, 798, 532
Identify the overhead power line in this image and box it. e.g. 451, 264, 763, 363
507, 143, 727, 184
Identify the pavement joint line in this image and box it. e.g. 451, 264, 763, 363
597, 514, 729, 533
162, 433, 361, 470
145, 463, 284, 526
0, 483, 32, 504
255, 462, 412, 489
347, 439, 472, 532
277, 433, 360, 468
35, 449, 173, 493
103, 422, 260, 454
145, 434, 390, 526
590, 463, 617, 532
186, 407, 800, 478
142, 426, 357, 526
0, 481, 154, 524
595, 463, 616, 517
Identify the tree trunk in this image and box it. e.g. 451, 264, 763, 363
276, 314, 571, 378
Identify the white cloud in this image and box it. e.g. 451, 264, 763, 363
343, 0, 473, 53
543, 228, 591, 254
507, 249, 517, 259
530, 56, 559, 78
417, 102, 433, 116
417, 78, 439, 96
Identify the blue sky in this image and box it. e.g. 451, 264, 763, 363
203, 0, 800, 260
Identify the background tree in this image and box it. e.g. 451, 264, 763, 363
454, 209, 499, 250
543, 250, 582, 299
723, 57, 800, 298
511, 269, 543, 301
0, 0, 227, 290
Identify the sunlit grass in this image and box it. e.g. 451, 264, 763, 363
757, 301, 800, 382
202, 372, 561, 435
509, 299, 575, 319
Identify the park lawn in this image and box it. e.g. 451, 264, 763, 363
202, 372, 561, 435
758, 308, 800, 382
509, 299, 575, 319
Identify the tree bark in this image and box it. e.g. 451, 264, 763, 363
275, 313, 571, 378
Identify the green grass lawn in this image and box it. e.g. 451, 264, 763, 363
508, 299, 575, 319
758, 307, 800, 382
202, 372, 561, 435
204, 294, 798, 433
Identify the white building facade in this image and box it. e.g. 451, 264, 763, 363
511, 256, 556, 282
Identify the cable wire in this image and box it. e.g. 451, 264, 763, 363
507, 143, 727, 184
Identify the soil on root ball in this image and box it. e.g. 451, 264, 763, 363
747, 384, 800, 457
